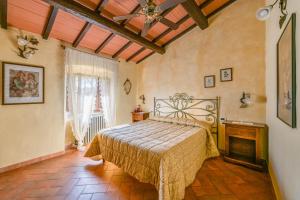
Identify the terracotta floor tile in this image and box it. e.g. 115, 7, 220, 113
83, 184, 108, 193
0, 152, 275, 200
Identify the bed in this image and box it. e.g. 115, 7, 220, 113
84, 93, 220, 200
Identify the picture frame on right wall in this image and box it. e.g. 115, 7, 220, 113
220, 68, 233, 82
277, 13, 297, 128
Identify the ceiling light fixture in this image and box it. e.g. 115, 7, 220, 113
256, 0, 288, 28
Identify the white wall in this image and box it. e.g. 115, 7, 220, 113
265, 0, 300, 199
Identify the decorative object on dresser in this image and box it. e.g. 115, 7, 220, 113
220, 68, 233, 82
16, 33, 39, 59
2, 62, 44, 105
132, 112, 149, 122
223, 120, 268, 171
277, 13, 296, 128
204, 75, 215, 88
123, 78, 132, 95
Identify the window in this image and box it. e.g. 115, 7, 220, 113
66, 76, 102, 113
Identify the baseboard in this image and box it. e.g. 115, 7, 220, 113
0, 148, 75, 174
268, 162, 283, 200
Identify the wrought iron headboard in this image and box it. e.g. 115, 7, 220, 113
153, 93, 220, 145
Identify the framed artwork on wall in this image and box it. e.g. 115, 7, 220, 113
277, 13, 297, 128
220, 68, 233, 82
2, 62, 45, 105
204, 75, 215, 88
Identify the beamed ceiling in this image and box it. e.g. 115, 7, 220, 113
1, 0, 237, 63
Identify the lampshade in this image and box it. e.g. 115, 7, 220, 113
256, 5, 273, 21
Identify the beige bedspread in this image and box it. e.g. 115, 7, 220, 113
84, 117, 219, 200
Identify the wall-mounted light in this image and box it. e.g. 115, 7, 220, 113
256, 0, 288, 28
139, 95, 145, 104
240, 92, 252, 108
16, 33, 39, 59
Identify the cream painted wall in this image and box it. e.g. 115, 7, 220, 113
137, 0, 266, 149
0, 28, 65, 168
0, 28, 137, 168
116, 60, 138, 125
266, 0, 300, 199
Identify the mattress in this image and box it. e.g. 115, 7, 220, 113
84, 117, 219, 200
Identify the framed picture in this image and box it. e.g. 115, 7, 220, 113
204, 75, 215, 88
220, 68, 233, 82
277, 13, 296, 128
2, 62, 45, 105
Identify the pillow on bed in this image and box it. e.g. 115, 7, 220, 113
149, 116, 212, 130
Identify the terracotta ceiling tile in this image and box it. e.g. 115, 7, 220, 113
147, 22, 169, 39
127, 15, 146, 30
118, 43, 142, 60
158, 18, 195, 44
50, 10, 86, 44
164, 4, 187, 23
7, 0, 50, 34
79, 25, 112, 50
131, 48, 153, 63
100, 35, 129, 55
103, 0, 137, 17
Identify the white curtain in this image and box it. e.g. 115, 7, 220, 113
65, 48, 118, 148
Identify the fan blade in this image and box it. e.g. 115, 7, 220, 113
138, 0, 148, 7
157, 0, 187, 13
113, 14, 140, 21
158, 17, 179, 30
141, 22, 151, 37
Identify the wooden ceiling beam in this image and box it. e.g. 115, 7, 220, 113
0, 0, 7, 29
42, 0, 165, 54
107, 4, 142, 58
153, 15, 190, 43
112, 41, 132, 58
136, 51, 155, 64
181, 0, 208, 29
126, 47, 146, 62
43, 5, 59, 39
206, 0, 237, 18
122, 5, 141, 26
73, 22, 92, 47
134, 0, 237, 64
95, 33, 114, 53
148, 7, 174, 30
199, 0, 214, 9
163, 24, 196, 47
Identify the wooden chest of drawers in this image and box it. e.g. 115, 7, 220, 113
223, 121, 268, 171
131, 112, 149, 122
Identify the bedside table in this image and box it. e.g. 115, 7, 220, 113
131, 112, 149, 122
223, 121, 268, 171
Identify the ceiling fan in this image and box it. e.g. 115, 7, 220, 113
113, 0, 187, 37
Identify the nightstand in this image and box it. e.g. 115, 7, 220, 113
131, 112, 149, 122
223, 121, 268, 171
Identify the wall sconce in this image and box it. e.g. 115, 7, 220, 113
139, 95, 145, 104
256, 0, 288, 28
240, 92, 252, 108
17, 34, 39, 59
